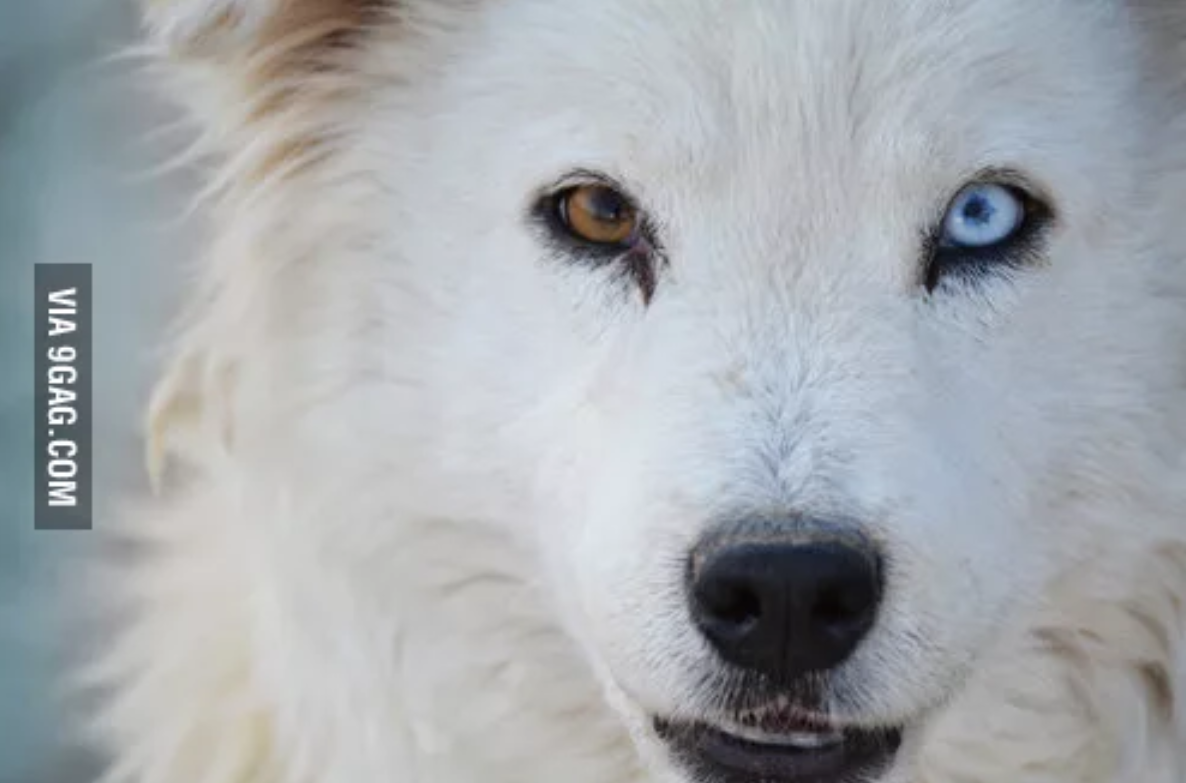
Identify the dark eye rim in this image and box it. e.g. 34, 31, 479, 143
923, 169, 1055, 293
529, 170, 666, 304
531, 171, 656, 260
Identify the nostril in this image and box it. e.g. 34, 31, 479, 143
696, 576, 762, 630
812, 579, 876, 634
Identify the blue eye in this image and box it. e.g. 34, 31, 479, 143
941, 183, 1026, 249
925, 176, 1052, 292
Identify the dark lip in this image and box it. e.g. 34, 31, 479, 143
654, 717, 903, 783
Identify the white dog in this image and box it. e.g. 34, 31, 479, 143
93, 2, 1186, 782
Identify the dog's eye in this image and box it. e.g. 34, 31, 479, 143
925, 178, 1051, 292
940, 183, 1026, 249
556, 185, 639, 247
532, 175, 663, 305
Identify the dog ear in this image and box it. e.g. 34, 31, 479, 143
142, 0, 276, 56
141, 0, 387, 60
138, 0, 396, 132
139, 0, 399, 478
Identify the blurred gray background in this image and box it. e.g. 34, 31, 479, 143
1, 2, 195, 780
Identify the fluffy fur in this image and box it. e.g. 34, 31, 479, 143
93, 2, 1186, 781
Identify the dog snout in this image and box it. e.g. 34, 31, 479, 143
688, 523, 884, 681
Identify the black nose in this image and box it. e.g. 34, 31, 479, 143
689, 526, 883, 681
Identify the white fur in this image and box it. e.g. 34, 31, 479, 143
92, 1, 1186, 781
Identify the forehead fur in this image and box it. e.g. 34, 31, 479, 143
146, 0, 1182, 193
442, 0, 1139, 148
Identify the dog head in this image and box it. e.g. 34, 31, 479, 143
147, 1, 1186, 780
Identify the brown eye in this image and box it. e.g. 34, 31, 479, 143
558, 184, 639, 246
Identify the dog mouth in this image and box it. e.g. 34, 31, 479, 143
653, 706, 903, 783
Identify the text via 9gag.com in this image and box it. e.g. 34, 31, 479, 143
35, 263, 92, 531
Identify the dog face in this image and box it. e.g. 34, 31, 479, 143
148, 0, 1186, 780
